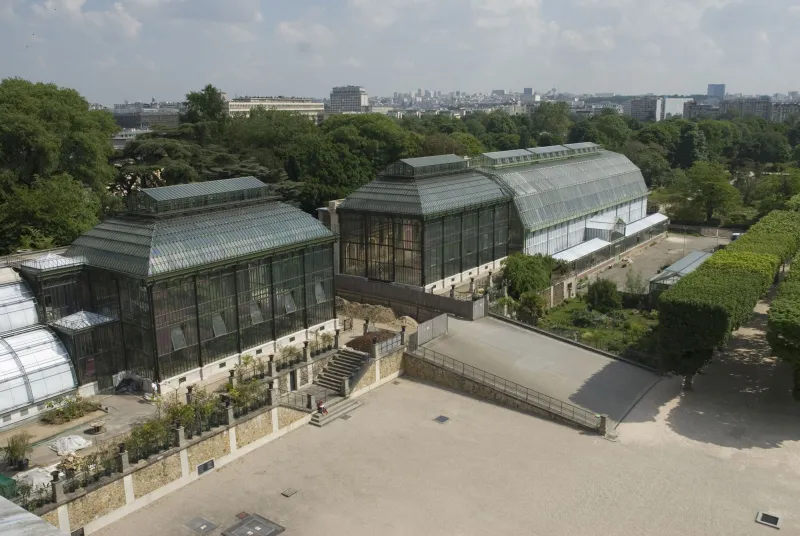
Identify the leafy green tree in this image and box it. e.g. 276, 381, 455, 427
0, 174, 100, 253
624, 269, 647, 295
674, 124, 709, 169
753, 169, 800, 216
517, 292, 547, 324
501, 253, 555, 299
635, 121, 682, 164
787, 121, 800, 147
567, 121, 603, 145
592, 111, 632, 151
586, 279, 621, 313
449, 132, 485, 156
675, 161, 741, 222
623, 141, 671, 188
322, 113, 420, 172
421, 134, 463, 156
698, 120, 739, 162
530, 102, 571, 140
734, 131, 792, 164
183, 84, 227, 124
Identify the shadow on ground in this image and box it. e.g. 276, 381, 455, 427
567, 360, 660, 423
615, 302, 800, 449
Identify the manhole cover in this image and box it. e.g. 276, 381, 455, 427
755, 511, 780, 529
185, 517, 218, 534
221, 514, 285, 536
434, 415, 450, 424
281, 488, 297, 498
340, 414, 352, 420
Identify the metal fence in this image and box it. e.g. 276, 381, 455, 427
412, 314, 449, 349
340, 316, 354, 332
410, 346, 600, 430
374, 333, 403, 357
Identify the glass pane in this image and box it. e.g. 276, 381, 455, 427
170, 327, 187, 350
211, 313, 227, 338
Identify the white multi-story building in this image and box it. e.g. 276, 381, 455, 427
623, 97, 662, 122
329, 86, 369, 113
226, 97, 324, 121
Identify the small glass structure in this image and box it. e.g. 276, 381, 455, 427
649, 250, 712, 296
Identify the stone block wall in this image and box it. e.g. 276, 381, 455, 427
354, 362, 377, 391
66, 478, 126, 529
277, 407, 308, 429
236, 411, 273, 448
379, 351, 402, 377
187, 430, 231, 470
132, 453, 182, 498
312, 355, 333, 378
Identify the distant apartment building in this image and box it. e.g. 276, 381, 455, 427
707, 84, 726, 99
226, 96, 324, 121
771, 102, 800, 123
683, 100, 720, 120
110, 128, 152, 150
720, 98, 772, 120
623, 97, 662, 122
112, 101, 183, 129
329, 86, 369, 113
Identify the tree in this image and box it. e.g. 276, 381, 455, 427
592, 112, 632, 151
517, 292, 547, 324
674, 125, 709, 169
734, 131, 792, 165
624, 269, 647, 295
567, 121, 603, 145
530, 102, 571, 140
449, 132, 485, 156
670, 161, 741, 222
421, 134, 463, 156
586, 279, 621, 313
623, 141, 671, 188
0, 174, 100, 253
501, 253, 555, 299
183, 84, 227, 124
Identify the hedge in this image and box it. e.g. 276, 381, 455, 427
658, 210, 800, 374
767, 254, 800, 396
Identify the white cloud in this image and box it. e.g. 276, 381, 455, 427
560, 26, 615, 52
277, 20, 335, 49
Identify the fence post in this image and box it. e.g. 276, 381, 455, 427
334, 329, 341, 349
363, 320, 370, 335
306, 394, 316, 410
228, 369, 236, 388
598, 414, 608, 436
267, 361, 277, 377
226, 397, 235, 425
469, 277, 475, 294
51, 471, 64, 503
267, 389, 278, 406
370, 337, 379, 359
400, 325, 406, 345
488, 271, 493, 289
186, 385, 193, 405
340, 377, 350, 396
450, 284, 455, 298
118, 443, 130, 471
174, 426, 186, 448
303, 341, 311, 363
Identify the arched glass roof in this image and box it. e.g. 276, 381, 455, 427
0, 280, 39, 334
0, 328, 77, 415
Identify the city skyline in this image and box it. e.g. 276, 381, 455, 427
1, 0, 798, 104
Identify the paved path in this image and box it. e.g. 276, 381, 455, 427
424, 316, 660, 422
95, 378, 800, 536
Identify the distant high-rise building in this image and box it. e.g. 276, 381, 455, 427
720, 98, 771, 120
329, 86, 370, 113
684, 100, 720, 120
523, 88, 533, 96
623, 97, 662, 122
707, 84, 726, 99
491, 89, 506, 96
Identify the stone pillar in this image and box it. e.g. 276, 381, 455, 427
306, 394, 316, 410
400, 325, 407, 345
502, 284, 509, 316
370, 337, 379, 360
599, 414, 608, 436
469, 277, 475, 293
303, 341, 311, 363
226, 406, 235, 426
488, 271, 493, 289
51, 471, 64, 503
335, 329, 341, 349
118, 443, 130, 472
228, 369, 235, 387
174, 426, 186, 448
267, 389, 278, 407
450, 285, 455, 298
185, 385, 193, 405
269, 353, 275, 362
363, 319, 370, 335
340, 377, 350, 396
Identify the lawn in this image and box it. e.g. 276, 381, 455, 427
538, 297, 659, 356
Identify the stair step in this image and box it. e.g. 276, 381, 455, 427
315, 379, 341, 391
333, 357, 364, 366
327, 365, 357, 375
310, 400, 363, 427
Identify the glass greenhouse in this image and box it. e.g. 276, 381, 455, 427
338, 155, 512, 288
14, 177, 336, 388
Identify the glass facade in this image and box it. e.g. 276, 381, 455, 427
59, 323, 124, 391
340, 203, 510, 287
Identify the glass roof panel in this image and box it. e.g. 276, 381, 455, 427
0, 282, 39, 335
67, 202, 334, 279
490, 151, 648, 230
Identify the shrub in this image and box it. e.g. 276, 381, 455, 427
3, 432, 33, 467
517, 291, 546, 324
624, 269, 647, 295
571, 309, 605, 328
40, 396, 101, 425
501, 253, 556, 299
586, 279, 621, 313
767, 255, 800, 398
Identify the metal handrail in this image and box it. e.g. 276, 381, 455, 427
411, 346, 600, 430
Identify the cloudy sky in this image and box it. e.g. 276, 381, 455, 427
0, 0, 798, 104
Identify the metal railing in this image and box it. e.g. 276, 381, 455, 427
411, 346, 600, 430
374, 333, 403, 357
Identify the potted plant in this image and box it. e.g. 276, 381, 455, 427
255, 359, 267, 379
3, 432, 33, 470
321, 332, 334, 351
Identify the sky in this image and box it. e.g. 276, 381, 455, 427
0, 0, 799, 105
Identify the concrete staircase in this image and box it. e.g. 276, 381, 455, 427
314, 348, 368, 393
309, 399, 362, 427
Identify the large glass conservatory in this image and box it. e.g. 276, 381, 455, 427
337, 155, 512, 289
17, 178, 336, 388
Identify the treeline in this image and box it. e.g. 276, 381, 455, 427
3, 79, 800, 254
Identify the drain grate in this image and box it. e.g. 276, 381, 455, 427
340, 414, 352, 420
281, 488, 298, 498
185, 517, 218, 535
221, 514, 285, 536
755, 512, 780, 529
434, 415, 450, 424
